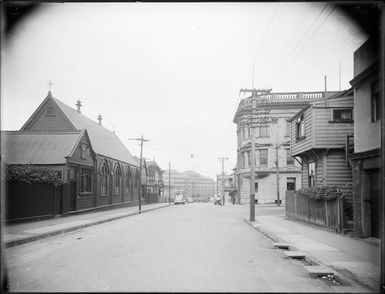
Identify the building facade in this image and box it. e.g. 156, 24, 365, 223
163, 170, 215, 202
3, 91, 142, 220
289, 89, 354, 225
348, 37, 381, 238
233, 90, 340, 205
145, 160, 164, 203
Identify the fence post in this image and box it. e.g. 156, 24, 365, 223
324, 200, 329, 227
306, 197, 310, 221
337, 196, 342, 233
294, 191, 297, 218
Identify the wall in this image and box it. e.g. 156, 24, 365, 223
353, 77, 381, 153
291, 107, 313, 156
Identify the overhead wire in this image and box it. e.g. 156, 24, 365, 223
266, 3, 330, 87
270, 5, 338, 88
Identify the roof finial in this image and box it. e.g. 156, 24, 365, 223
76, 100, 82, 113
97, 114, 102, 126
47, 80, 53, 96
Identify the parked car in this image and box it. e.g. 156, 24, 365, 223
186, 197, 194, 203
174, 194, 185, 205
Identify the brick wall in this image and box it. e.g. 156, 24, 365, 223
351, 159, 362, 237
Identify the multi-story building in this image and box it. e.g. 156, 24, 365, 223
348, 37, 380, 238
233, 90, 339, 205
145, 160, 164, 203
163, 170, 215, 202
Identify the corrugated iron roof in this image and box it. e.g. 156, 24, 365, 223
2, 132, 81, 165
53, 96, 138, 167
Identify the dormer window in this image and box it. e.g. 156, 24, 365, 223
80, 143, 88, 159
46, 107, 56, 116
332, 109, 353, 122
295, 114, 305, 139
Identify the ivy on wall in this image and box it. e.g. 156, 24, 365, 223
297, 186, 342, 202
7, 165, 63, 186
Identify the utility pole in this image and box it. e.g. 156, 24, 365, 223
218, 157, 228, 205
168, 161, 171, 204
128, 135, 149, 213
239, 87, 272, 222
275, 145, 280, 206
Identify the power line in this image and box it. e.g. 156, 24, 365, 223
266, 3, 330, 87
270, 5, 337, 88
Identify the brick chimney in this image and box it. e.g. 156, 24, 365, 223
76, 100, 82, 113
97, 114, 102, 126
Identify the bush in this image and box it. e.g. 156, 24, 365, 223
297, 185, 341, 202
7, 165, 62, 186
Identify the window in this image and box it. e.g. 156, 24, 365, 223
295, 114, 305, 139
286, 149, 294, 166
259, 149, 268, 166
287, 177, 296, 191
243, 151, 250, 168
134, 170, 139, 189
257, 126, 269, 138
69, 166, 77, 180
284, 122, 291, 137
114, 165, 122, 195
80, 143, 88, 159
371, 80, 380, 122
254, 182, 258, 193
332, 109, 353, 122
46, 107, 56, 116
308, 162, 315, 187
101, 162, 109, 195
80, 168, 92, 193
125, 167, 131, 194
149, 170, 155, 181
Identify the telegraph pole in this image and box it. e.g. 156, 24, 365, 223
128, 135, 149, 213
239, 87, 272, 222
218, 157, 228, 205
168, 161, 171, 204
275, 145, 280, 206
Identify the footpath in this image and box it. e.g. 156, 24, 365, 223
3, 202, 171, 248
249, 212, 381, 292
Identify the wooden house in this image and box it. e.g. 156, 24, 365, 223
289, 89, 354, 200
3, 91, 141, 220
145, 160, 164, 203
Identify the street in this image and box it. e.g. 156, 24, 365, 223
5, 204, 338, 292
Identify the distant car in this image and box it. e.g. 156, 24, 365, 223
186, 197, 193, 203
214, 197, 222, 205
174, 194, 186, 205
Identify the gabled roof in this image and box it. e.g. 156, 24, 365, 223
22, 92, 139, 167
2, 131, 83, 165
146, 160, 163, 171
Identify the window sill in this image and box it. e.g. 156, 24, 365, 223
295, 136, 306, 142
79, 192, 92, 196
328, 120, 354, 123
100, 194, 109, 197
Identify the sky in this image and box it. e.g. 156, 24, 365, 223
2, 2, 367, 180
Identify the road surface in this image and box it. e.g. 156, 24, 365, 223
5, 203, 338, 292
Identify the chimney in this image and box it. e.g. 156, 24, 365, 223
76, 100, 82, 113
97, 114, 102, 126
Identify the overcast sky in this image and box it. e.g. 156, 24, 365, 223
2, 2, 367, 180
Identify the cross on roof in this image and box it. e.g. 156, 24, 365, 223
47, 80, 53, 91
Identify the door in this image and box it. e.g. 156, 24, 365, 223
369, 169, 380, 238
69, 166, 77, 211
69, 181, 77, 211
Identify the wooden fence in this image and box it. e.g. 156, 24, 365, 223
6, 181, 62, 221
285, 190, 341, 231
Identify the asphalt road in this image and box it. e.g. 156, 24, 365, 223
5, 203, 337, 292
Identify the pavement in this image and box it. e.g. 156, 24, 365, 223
248, 211, 381, 292
3, 202, 171, 248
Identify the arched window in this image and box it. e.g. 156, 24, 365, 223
114, 164, 122, 195
134, 169, 139, 191
125, 166, 131, 194
101, 161, 109, 195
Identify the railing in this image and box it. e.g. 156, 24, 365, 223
240, 91, 340, 104
286, 190, 342, 232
